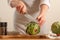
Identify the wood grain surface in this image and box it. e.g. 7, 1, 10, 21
0, 35, 49, 39
0, 35, 60, 40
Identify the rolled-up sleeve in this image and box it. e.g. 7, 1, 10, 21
40, 0, 50, 8
8, 0, 12, 5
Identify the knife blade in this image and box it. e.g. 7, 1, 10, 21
24, 12, 38, 23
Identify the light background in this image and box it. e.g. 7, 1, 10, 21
0, 0, 60, 33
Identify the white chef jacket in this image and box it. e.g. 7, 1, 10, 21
9, 0, 50, 35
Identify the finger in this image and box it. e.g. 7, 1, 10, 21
20, 5, 23, 12
20, 6, 24, 14
40, 20, 44, 26
37, 15, 42, 21
38, 17, 43, 25
38, 21, 43, 26
36, 17, 41, 22
39, 19, 45, 26
16, 6, 21, 12
38, 18, 42, 24
38, 15, 42, 19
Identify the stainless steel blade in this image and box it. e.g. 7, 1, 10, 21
24, 13, 38, 23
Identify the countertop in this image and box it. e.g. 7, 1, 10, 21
0, 31, 60, 40
0, 35, 60, 40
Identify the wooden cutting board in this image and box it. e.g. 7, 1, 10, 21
0, 35, 60, 40
0, 35, 49, 39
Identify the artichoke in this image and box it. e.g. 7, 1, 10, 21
26, 21, 40, 35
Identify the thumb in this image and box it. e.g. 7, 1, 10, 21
37, 15, 42, 21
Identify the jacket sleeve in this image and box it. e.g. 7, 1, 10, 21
8, 0, 21, 8
40, 0, 50, 8
8, 0, 15, 8
8, 0, 12, 5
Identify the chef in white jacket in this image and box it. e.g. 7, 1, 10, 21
9, 0, 50, 35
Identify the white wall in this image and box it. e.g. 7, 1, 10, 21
0, 0, 60, 33
45, 0, 60, 33
0, 0, 15, 31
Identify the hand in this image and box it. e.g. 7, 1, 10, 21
16, 1, 27, 14
37, 14, 46, 26
10, 0, 20, 8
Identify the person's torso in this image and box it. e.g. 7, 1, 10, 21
15, 0, 41, 24
14, 0, 41, 34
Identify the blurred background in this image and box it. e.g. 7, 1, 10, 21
0, 0, 60, 34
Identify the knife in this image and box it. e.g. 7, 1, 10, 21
23, 12, 38, 23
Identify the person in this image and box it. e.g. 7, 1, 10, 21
9, 0, 50, 35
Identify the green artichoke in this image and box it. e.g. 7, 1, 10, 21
26, 21, 40, 35
51, 21, 60, 34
